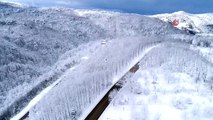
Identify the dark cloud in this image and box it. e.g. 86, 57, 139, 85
4, 0, 213, 14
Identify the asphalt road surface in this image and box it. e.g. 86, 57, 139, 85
85, 63, 140, 120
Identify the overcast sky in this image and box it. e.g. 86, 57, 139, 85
2, 0, 213, 14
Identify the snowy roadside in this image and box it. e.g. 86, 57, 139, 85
7, 40, 103, 120
27, 37, 164, 120
100, 68, 213, 120
79, 44, 161, 120
100, 43, 213, 120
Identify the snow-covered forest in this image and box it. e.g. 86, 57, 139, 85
0, 1, 213, 120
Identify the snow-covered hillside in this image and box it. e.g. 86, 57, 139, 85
100, 12, 213, 120
151, 11, 213, 35
0, 2, 184, 119
0, 2, 213, 120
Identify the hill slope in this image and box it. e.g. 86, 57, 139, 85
0, 2, 184, 118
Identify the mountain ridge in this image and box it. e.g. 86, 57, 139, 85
151, 11, 213, 35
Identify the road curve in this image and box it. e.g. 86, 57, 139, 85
85, 63, 139, 120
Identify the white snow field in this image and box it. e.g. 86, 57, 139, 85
0, 2, 213, 120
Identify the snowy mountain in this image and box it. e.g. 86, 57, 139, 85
99, 12, 213, 120
0, 2, 184, 119
151, 11, 213, 35
0, 2, 213, 120
28, 14, 213, 120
